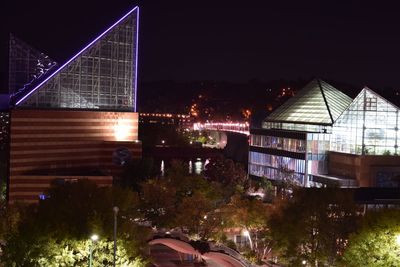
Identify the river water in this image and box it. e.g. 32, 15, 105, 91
159, 158, 209, 176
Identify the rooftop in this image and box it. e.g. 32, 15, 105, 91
265, 78, 353, 126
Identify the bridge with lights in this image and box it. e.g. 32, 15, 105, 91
193, 122, 250, 135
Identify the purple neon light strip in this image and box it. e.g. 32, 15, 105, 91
16, 6, 139, 106
134, 7, 140, 112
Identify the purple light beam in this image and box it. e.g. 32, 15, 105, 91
134, 7, 140, 112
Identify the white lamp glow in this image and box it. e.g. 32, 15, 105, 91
395, 234, 400, 246
91, 234, 99, 242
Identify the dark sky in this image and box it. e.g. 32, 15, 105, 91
2, 0, 400, 89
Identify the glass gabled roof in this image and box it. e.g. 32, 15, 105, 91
265, 79, 353, 126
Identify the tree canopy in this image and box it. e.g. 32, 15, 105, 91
1, 180, 150, 267
269, 187, 360, 266
343, 209, 400, 267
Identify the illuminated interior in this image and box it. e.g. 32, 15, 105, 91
250, 81, 400, 186
250, 79, 351, 185
330, 88, 399, 155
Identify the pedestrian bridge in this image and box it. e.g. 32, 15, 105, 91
193, 122, 250, 136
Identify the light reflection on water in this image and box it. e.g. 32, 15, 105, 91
189, 160, 193, 174
160, 160, 165, 176
159, 158, 208, 176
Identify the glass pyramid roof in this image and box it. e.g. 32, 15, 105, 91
265, 79, 353, 126
14, 6, 139, 112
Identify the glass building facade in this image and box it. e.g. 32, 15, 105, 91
249, 79, 353, 186
330, 88, 399, 155
12, 7, 139, 112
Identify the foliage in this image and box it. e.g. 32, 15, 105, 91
275, 166, 302, 199
139, 178, 177, 228
250, 178, 275, 202
139, 160, 225, 239
343, 209, 400, 267
221, 194, 272, 263
119, 157, 156, 191
203, 155, 248, 199
1, 180, 150, 266
0, 203, 25, 245
269, 187, 360, 266
189, 240, 210, 254
0, 162, 7, 204
174, 191, 215, 239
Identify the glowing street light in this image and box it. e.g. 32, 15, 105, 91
91, 234, 99, 241
242, 229, 250, 237
395, 234, 400, 246
89, 234, 99, 267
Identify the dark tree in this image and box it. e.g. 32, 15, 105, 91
269, 188, 360, 266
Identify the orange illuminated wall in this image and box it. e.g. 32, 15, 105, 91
9, 109, 141, 203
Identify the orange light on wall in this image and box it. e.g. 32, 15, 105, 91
114, 120, 131, 141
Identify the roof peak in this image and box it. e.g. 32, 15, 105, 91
265, 79, 353, 126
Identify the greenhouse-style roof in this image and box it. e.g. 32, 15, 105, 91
265, 78, 352, 126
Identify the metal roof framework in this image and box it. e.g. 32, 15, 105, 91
14, 6, 139, 112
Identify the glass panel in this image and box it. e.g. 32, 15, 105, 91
331, 88, 399, 155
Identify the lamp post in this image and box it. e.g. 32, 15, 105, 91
89, 234, 99, 267
242, 229, 253, 250
113, 206, 119, 267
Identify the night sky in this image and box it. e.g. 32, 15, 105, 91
2, 0, 400, 89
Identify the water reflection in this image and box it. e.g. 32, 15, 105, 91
160, 160, 165, 176
194, 160, 202, 174
159, 158, 207, 176
189, 160, 193, 174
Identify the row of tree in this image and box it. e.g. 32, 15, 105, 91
1, 156, 400, 266
0, 156, 255, 266
269, 187, 400, 267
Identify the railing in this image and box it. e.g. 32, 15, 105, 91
193, 122, 250, 136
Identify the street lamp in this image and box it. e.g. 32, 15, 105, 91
113, 206, 119, 267
395, 234, 400, 246
89, 234, 99, 267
